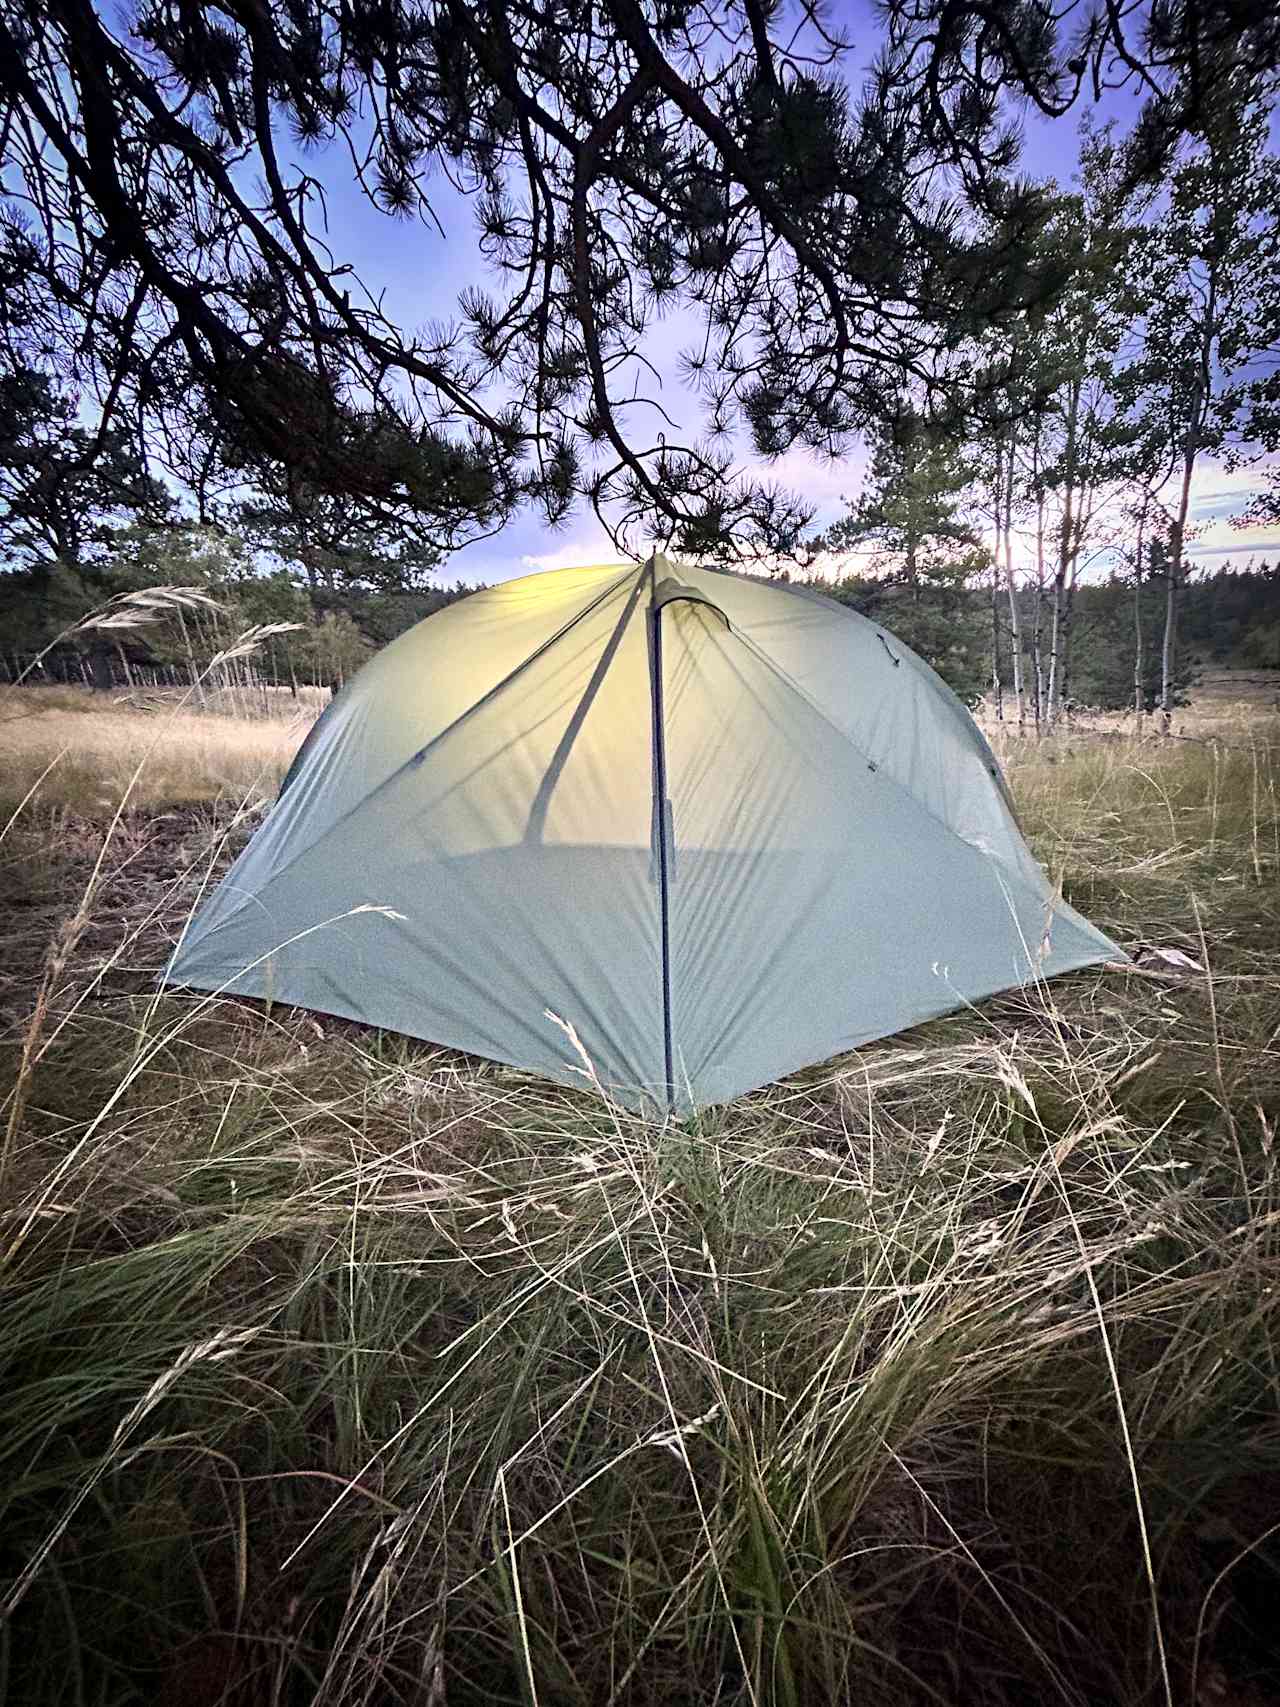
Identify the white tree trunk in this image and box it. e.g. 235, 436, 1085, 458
1162, 418, 1201, 728
1031, 472, 1046, 733
1045, 380, 1081, 730
1002, 444, 1024, 726
1132, 498, 1148, 719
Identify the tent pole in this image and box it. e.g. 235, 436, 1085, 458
646, 555, 676, 1114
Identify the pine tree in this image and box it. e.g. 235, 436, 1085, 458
821, 411, 991, 699
0, 367, 170, 586
237, 483, 442, 595
825, 413, 982, 603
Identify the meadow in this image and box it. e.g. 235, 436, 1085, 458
1, 679, 1278, 1706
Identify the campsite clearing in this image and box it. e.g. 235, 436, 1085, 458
1, 683, 1278, 1706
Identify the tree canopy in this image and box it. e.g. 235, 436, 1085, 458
3, 0, 1276, 556
0, 366, 170, 581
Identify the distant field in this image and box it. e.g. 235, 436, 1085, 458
1194, 665, 1280, 703
1, 682, 1279, 1705
0, 682, 322, 814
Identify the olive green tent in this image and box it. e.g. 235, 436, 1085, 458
165, 555, 1120, 1112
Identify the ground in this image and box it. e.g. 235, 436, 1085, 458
1, 676, 1279, 1706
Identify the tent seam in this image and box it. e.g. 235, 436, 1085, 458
647, 553, 677, 1111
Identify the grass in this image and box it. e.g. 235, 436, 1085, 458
0, 685, 321, 815
1, 687, 1279, 1705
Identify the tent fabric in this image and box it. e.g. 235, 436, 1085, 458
164, 554, 1121, 1113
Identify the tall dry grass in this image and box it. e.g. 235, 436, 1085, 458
0, 684, 318, 815
0, 691, 1278, 1705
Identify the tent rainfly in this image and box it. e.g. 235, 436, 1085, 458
165, 555, 1121, 1113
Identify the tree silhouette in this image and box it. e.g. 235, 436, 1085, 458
0, 367, 170, 587
4, 0, 1270, 554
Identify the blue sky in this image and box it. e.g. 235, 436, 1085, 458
299, 0, 1279, 584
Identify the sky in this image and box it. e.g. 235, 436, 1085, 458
295, 0, 1280, 587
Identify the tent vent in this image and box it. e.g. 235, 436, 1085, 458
652, 578, 730, 630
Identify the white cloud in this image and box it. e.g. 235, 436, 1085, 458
1168, 454, 1277, 566
447, 517, 625, 586
519, 527, 625, 573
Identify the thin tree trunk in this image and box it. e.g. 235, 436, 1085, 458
1163, 409, 1201, 729
1061, 564, 1078, 717
990, 566, 1004, 720
1061, 471, 1096, 721
205, 608, 229, 699
1162, 258, 1216, 729
1006, 571, 1024, 729
1030, 578, 1044, 736
1132, 497, 1149, 719
1045, 379, 1081, 729
115, 641, 134, 689
1045, 556, 1066, 727
1002, 440, 1024, 727
1031, 450, 1046, 733
175, 605, 204, 707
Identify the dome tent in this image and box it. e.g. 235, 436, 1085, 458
165, 554, 1120, 1114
